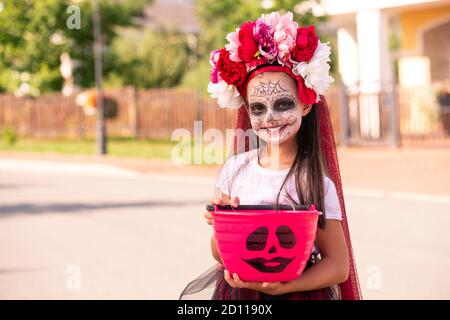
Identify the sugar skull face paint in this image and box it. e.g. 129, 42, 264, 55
246, 72, 304, 144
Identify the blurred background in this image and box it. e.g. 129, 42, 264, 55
0, 0, 449, 299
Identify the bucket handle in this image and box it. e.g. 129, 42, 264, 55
214, 203, 238, 214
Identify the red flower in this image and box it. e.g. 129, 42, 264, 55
217, 48, 247, 86
291, 26, 318, 62
238, 22, 259, 63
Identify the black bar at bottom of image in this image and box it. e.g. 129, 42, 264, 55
0, 300, 447, 318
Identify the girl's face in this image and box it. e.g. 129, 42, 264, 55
246, 72, 310, 144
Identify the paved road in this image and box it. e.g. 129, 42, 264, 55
0, 160, 449, 299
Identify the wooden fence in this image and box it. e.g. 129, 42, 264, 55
0, 85, 448, 145
0, 87, 341, 142
0, 87, 237, 140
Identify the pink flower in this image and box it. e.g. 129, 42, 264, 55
209, 49, 221, 84
260, 11, 282, 30
254, 19, 277, 62
265, 11, 298, 64
225, 28, 241, 62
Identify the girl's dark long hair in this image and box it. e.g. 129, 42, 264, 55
275, 102, 328, 229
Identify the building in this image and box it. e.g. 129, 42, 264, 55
321, 0, 450, 141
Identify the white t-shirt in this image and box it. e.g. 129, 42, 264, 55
215, 149, 342, 220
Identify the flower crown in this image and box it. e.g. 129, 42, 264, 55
207, 11, 334, 109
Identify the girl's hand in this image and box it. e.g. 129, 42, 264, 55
224, 269, 288, 296
204, 196, 239, 226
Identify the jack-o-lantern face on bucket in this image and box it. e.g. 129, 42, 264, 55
242, 225, 297, 273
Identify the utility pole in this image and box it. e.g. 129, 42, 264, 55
92, 0, 107, 155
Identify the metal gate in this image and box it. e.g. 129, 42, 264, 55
338, 83, 400, 147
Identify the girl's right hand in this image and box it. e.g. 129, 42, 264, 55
204, 195, 240, 226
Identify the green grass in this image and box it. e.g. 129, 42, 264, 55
0, 136, 230, 163
0, 136, 178, 159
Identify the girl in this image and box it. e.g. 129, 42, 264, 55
179, 11, 361, 300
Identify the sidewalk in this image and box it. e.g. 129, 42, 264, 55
1, 146, 449, 196
337, 146, 450, 196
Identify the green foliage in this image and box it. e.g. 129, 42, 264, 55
64, 0, 152, 89
0, 0, 153, 94
179, 59, 210, 92
108, 27, 190, 89
1, 126, 17, 145
0, 0, 67, 93
0, 136, 177, 159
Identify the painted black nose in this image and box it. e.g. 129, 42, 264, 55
268, 245, 277, 253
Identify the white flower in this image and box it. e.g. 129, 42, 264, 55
225, 28, 241, 62
207, 80, 244, 109
292, 41, 334, 102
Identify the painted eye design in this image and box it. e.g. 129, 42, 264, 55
276, 225, 296, 249
250, 103, 266, 115
246, 226, 268, 251
276, 100, 295, 110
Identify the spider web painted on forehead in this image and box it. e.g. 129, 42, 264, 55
251, 80, 288, 97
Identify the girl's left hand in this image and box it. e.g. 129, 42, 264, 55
224, 270, 288, 296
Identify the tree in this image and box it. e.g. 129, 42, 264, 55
0, 0, 152, 94
107, 27, 190, 89
0, 0, 67, 93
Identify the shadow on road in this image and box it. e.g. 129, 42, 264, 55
0, 199, 206, 218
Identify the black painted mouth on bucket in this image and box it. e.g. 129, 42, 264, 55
242, 256, 295, 273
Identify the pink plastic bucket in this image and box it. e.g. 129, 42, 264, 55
212, 204, 320, 282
